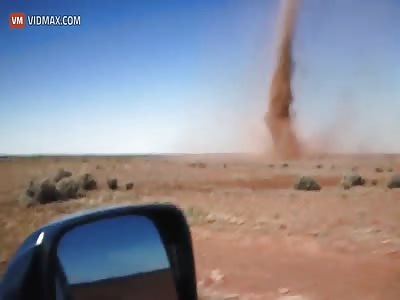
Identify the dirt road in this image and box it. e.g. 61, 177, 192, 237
194, 228, 400, 300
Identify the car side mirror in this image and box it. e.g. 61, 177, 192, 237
1, 204, 197, 300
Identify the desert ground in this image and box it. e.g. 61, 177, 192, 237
1, 154, 400, 300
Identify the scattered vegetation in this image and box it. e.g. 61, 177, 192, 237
294, 176, 321, 191
341, 174, 365, 190
78, 173, 97, 191
56, 177, 84, 200
189, 161, 207, 168
19, 168, 140, 207
107, 178, 118, 190
387, 174, 400, 189
125, 182, 134, 190
28, 178, 60, 205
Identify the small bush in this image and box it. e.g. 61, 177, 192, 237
107, 178, 118, 190
20, 170, 97, 207
387, 174, 400, 189
294, 176, 321, 191
126, 182, 134, 190
341, 174, 365, 190
34, 178, 60, 204
78, 173, 97, 190
56, 178, 84, 200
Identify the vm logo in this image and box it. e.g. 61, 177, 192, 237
9, 13, 26, 29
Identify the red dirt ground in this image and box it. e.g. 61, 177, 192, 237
194, 228, 400, 300
1, 154, 400, 299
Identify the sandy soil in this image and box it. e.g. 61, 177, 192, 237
1, 154, 400, 299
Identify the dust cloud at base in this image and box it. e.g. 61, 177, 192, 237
262, 0, 400, 157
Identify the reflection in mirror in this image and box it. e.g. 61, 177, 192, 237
56, 215, 178, 300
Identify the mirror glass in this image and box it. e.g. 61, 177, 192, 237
56, 215, 178, 300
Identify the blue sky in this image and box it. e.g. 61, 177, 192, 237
1, 0, 400, 154
57, 215, 171, 284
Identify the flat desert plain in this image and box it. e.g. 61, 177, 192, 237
1, 154, 400, 300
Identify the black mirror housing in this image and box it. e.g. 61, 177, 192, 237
1, 204, 197, 300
